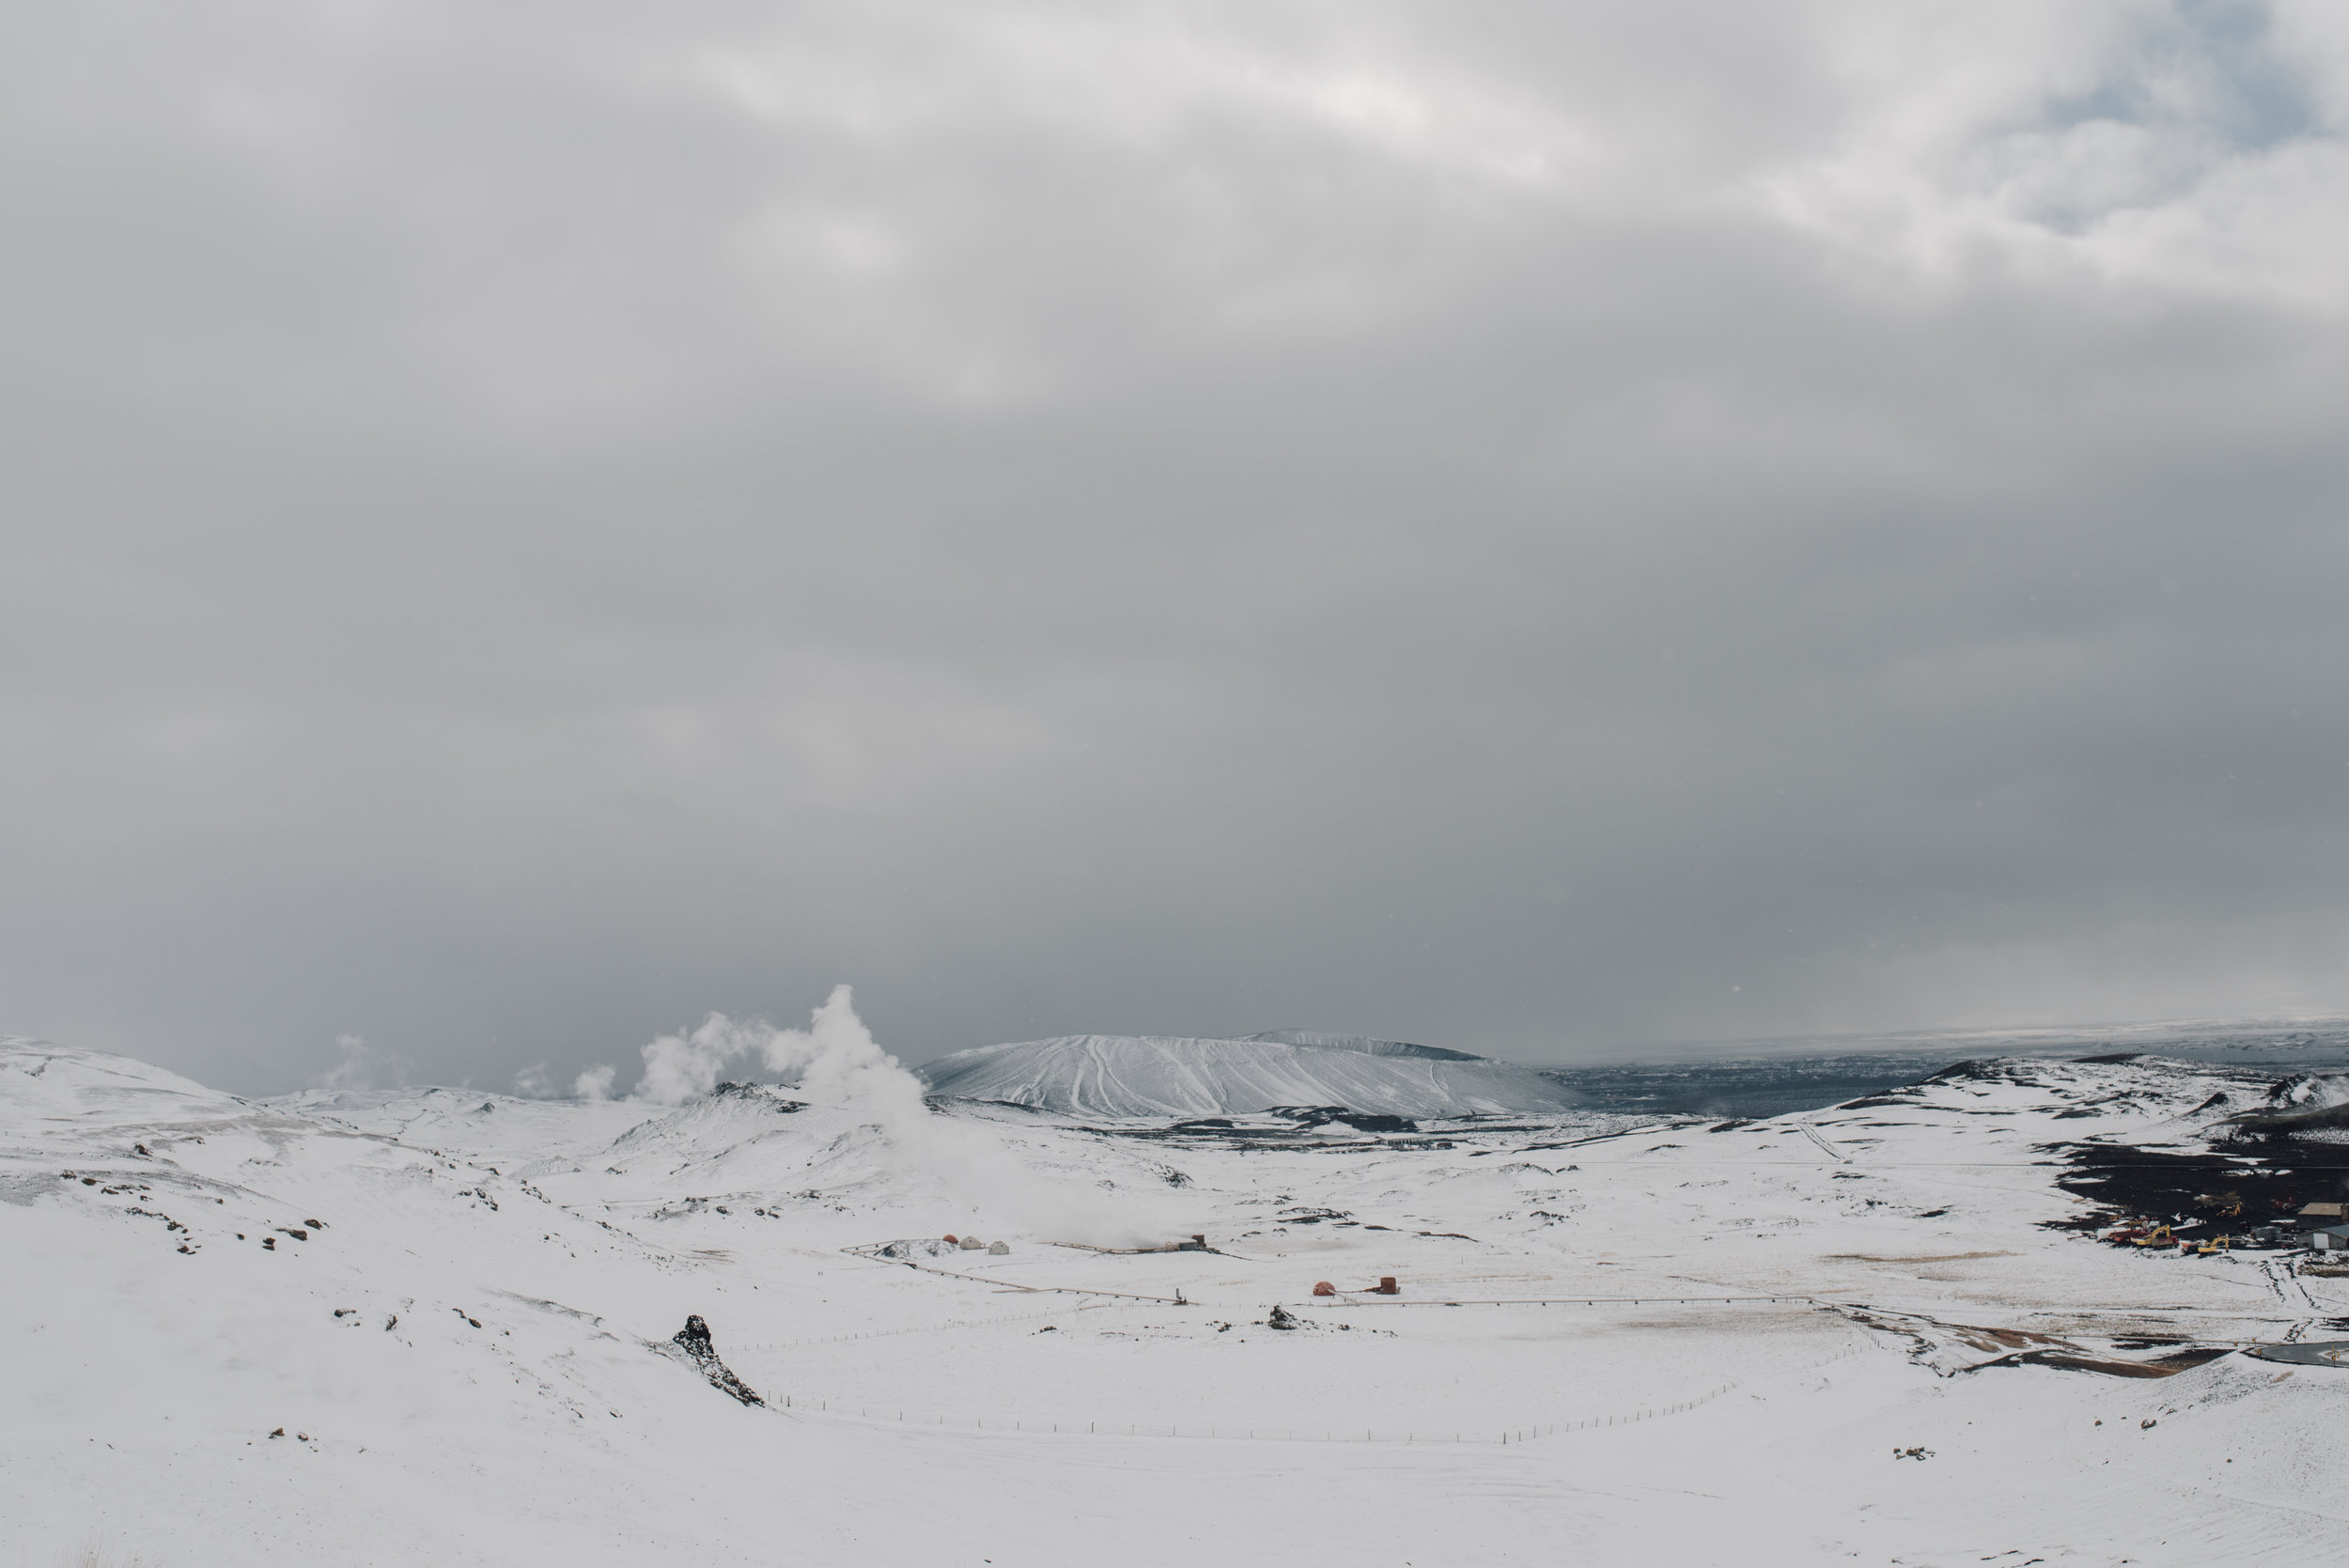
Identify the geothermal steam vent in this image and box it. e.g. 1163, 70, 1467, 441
915, 1031, 1573, 1118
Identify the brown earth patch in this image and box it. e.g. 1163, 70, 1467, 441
1998, 1346, 2234, 1378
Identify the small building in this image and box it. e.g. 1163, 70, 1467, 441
2308, 1224, 2349, 1251
958, 1235, 986, 1250
988, 1240, 1010, 1255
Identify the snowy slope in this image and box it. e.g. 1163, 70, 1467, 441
1, 1035, 255, 1126
917, 1033, 1576, 1116
267, 1084, 659, 1167
10, 1032, 2349, 1567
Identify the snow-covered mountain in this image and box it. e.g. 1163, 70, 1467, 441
916, 1032, 1576, 1116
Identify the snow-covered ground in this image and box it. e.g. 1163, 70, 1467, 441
8, 1030, 2349, 1566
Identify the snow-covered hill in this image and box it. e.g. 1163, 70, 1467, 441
1, 1035, 254, 1126
916, 1032, 1576, 1116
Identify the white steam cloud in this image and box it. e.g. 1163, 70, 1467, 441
314, 1032, 411, 1092
517, 1060, 618, 1101
630, 986, 1161, 1245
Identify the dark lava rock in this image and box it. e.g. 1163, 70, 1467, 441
1267, 1305, 1302, 1330
1268, 1106, 1421, 1134
669, 1314, 763, 1406
1332, 1112, 1418, 1134
712, 1082, 805, 1113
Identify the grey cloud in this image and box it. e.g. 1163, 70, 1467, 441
5, 2, 2348, 1093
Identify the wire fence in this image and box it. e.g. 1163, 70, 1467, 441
730, 1296, 1838, 1360
739, 1237, 1870, 1444
748, 1342, 1869, 1447
1307, 1295, 1820, 1308
731, 1300, 1115, 1354
839, 1244, 1190, 1304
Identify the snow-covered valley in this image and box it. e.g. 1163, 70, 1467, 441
8, 1024, 2349, 1566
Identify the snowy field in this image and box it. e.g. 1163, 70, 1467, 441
8, 1027, 2349, 1567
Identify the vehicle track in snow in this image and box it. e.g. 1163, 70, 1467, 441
1797, 1122, 1852, 1163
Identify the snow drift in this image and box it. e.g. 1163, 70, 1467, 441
916, 1033, 1575, 1118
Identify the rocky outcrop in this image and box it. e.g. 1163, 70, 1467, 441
665, 1313, 763, 1406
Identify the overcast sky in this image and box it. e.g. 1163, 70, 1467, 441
7, 1, 2349, 1093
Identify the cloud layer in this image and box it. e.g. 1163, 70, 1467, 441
5, 1, 2349, 1088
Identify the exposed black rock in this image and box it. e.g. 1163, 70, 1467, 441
712, 1082, 806, 1112
669, 1314, 763, 1405
2222, 1102, 2349, 1135
2050, 1141, 2349, 1234
1268, 1106, 1421, 1134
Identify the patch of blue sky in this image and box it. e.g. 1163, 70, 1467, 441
2044, 0, 2317, 154
1993, 2, 2324, 234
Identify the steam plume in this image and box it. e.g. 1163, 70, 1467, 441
634, 986, 1160, 1244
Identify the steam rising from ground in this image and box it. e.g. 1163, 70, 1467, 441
622, 986, 1161, 1246
314, 1032, 412, 1092
513, 1062, 617, 1100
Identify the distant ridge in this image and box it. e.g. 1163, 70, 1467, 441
916, 1032, 1574, 1118
1240, 1031, 1483, 1063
